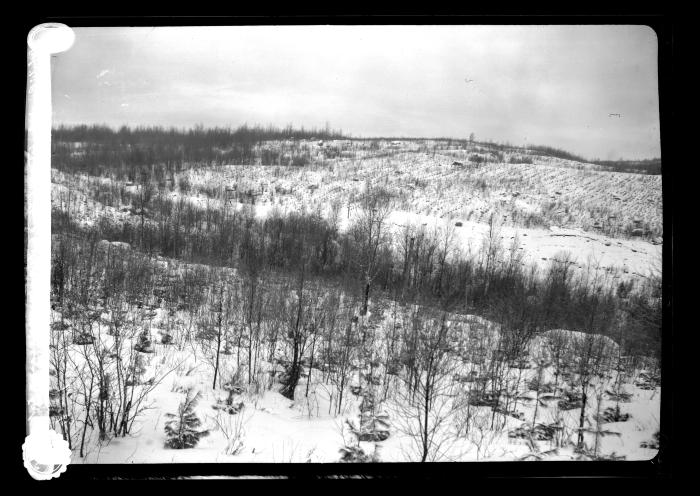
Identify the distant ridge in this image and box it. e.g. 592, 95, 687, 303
51, 124, 661, 175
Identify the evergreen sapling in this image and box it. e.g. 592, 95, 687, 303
164, 388, 210, 449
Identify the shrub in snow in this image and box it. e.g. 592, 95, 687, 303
210, 409, 248, 456
527, 376, 556, 394
605, 389, 633, 403
72, 331, 95, 345
519, 448, 559, 461
557, 390, 583, 410
360, 416, 390, 442
220, 340, 234, 355
51, 321, 70, 332
359, 392, 375, 413
640, 431, 660, 450
134, 331, 154, 353
345, 407, 391, 444
98, 374, 111, 401
575, 446, 626, 461
164, 388, 210, 449
222, 381, 245, 397
467, 390, 500, 408
356, 430, 390, 443
49, 404, 65, 418
125, 353, 148, 386
350, 385, 363, 396
221, 369, 245, 400
634, 371, 660, 390
494, 406, 524, 420
339, 444, 379, 463
509, 422, 561, 442
454, 371, 480, 384
213, 372, 246, 413
213, 399, 245, 416
599, 405, 630, 423
361, 372, 381, 386
385, 358, 402, 376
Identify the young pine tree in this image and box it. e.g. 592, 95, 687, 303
164, 388, 210, 449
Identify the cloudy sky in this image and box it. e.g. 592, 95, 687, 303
51, 25, 660, 160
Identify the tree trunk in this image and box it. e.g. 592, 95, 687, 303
282, 340, 300, 400
421, 378, 431, 462
79, 376, 94, 458
305, 331, 317, 398
361, 278, 371, 316
577, 385, 588, 448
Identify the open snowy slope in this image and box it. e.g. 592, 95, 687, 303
52, 165, 661, 287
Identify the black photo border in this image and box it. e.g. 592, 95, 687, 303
16, 12, 675, 481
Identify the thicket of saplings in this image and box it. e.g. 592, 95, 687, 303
51, 175, 661, 460
51, 124, 347, 178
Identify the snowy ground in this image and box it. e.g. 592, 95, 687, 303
72, 343, 660, 464
60, 296, 660, 464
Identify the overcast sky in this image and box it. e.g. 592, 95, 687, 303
51, 25, 660, 160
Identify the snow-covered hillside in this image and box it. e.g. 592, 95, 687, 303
48, 137, 662, 465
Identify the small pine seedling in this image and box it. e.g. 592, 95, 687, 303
164, 387, 210, 449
